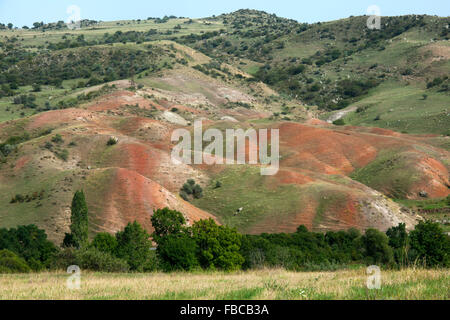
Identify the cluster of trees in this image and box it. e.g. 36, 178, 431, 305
219, 10, 300, 40
13, 94, 37, 108
0, 225, 58, 272
10, 190, 45, 204
255, 64, 306, 86
241, 222, 449, 270
0, 190, 448, 273
314, 48, 342, 67
254, 62, 379, 110
1, 46, 168, 88
176, 13, 447, 111
0, 23, 13, 30
336, 79, 380, 99
152, 208, 244, 271
364, 15, 428, 45
193, 63, 224, 78
179, 179, 203, 201
0, 83, 16, 98
47, 30, 163, 50
0, 132, 30, 159
25, 20, 98, 31
59, 191, 154, 272
426, 76, 449, 92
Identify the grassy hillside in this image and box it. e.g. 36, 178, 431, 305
1, 11, 449, 127
0, 10, 449, 242
192, 166, 303, 233
335, 81, 450, 136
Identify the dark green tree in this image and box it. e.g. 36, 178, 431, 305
157, 233, 199, 271
91, 232, 118, 255
115, 221, 152, 271
192, 219, 244, 271
69, 190, 89, 248
296, 225, 309, 233
0, 225, 57, 270
62, 233, 77, 248
361, 229, 394, 265
151, 207, 186, 241
409, 221, 449, 267
386, 223, 409, 266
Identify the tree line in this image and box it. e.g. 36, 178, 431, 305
0, 191, 448, 273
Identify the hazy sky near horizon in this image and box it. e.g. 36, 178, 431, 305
1, 0, 449, 27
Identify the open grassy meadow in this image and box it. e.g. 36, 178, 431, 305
0, 268, 448, 300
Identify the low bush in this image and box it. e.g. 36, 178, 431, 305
51, 134, 64, 144
55, 149, 69, 161
0, 249, 31, 273
52, 247, 129, 272
333, 119, 345, 126
75, 248, 129, 272
107, 137, 118, 146
180, 179, 203, 201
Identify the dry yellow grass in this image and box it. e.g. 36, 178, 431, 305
0, 268, 448, 300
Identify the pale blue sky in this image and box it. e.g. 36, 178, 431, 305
1, 0, 449, 27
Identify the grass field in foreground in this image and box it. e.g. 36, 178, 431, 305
0, 268, 448, 300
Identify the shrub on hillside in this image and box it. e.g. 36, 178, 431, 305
179, 191, 189, 201
192, 184, 203, 199
107, 137, 118, 146
333, 119, 345, 126
181, 182, 194, 194
180, 179, 203, 201
55, 149, 69, 161
51, 134, 64, 144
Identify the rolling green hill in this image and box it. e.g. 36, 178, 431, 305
1, 10, 448, 133
0, 10, 449, 242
